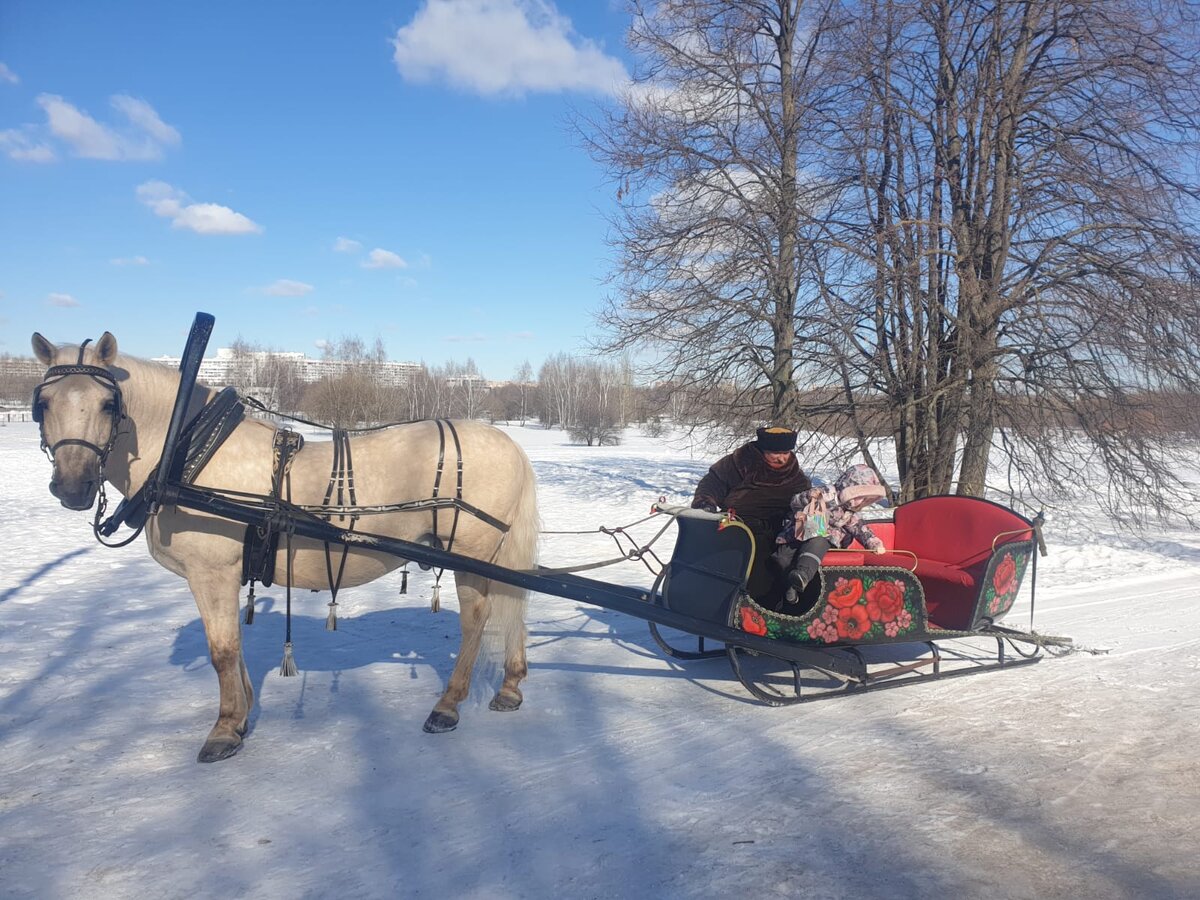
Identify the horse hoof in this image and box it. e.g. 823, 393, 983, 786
197, 737, 242, 763
423, 710, 459, 733
488, 691, 522, 712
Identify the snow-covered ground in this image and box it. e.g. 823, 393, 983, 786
2, 419, 1199, 899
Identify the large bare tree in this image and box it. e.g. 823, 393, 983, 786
592, 0, 1200, 518
811, 0, 1200, 515
584, 0, 839, 427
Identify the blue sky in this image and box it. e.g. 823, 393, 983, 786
0, 1, 632, 379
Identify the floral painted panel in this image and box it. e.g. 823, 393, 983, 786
975, 543, 1032, 625
736, 567, 927, 645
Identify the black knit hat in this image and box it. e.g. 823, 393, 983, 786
755, 426, 797, 452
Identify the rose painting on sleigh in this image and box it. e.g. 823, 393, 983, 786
981, 550, 1029, 620
800, 575, 917, 644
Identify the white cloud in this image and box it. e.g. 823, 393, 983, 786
333, 236, 362, 253
111, 255, 150, 266
108, 95, 182, 147
35, 93, 180, 161
263, 279, 314, 297
362, 248, 408, 269
1, 92, 178, 162
0, 127, 56, 162
137, 180, 263, 235
314, 339, 332, 352
392, 0, 628, 97
444, 332, 489, 343
0, 63, 18, 84
47, 292, 80, 307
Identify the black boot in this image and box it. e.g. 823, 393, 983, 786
787, 551, 824, 593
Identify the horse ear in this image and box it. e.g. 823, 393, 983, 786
96, 332, 119, 365
31, 333, 56, 367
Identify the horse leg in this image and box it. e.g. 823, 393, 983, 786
189, 570, 253, 762
488, 577, 527, 713
423, 575, 491, 733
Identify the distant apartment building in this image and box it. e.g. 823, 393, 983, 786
0, 355, 44, 380
0, 354, 45, 406
151, 347, 423, 388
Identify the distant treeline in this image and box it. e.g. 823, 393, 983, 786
7, 350, 1198, 446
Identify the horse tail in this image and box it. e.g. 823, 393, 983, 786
489, 444, 539, 644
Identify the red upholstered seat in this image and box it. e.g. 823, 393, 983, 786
817, 498, 1030, 631
822, 550, 866, 567
863, 521, 895, 549
825, 520, 894, 567
891, 497, 1032, 630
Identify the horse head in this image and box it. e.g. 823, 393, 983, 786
31, 331, 124, 510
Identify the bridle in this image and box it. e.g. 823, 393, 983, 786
32, 337, 126, 471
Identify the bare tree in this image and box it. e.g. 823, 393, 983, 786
222, 338, 304, 412
445, 357, 488, 420
514, 360, 533, 425
568, 360, 624, 446
257, 353, 304, 412
591, 0, 1200, 518
582, 0, 840, 426
485, 382, 523, 423
303, 334, 393, 427
805, 0, 1200, 515
537, 353, 585, 428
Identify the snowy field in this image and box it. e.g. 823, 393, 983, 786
2, 418, 1199, 899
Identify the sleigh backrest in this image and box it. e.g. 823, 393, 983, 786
660, 510, 755, 624
894, 496, 1031, 568
891, 496, 1035, 630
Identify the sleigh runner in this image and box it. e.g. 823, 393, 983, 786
33, 312, 1070, 759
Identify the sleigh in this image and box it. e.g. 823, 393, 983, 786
647, 497, 1064, 704
84, 313, 1069, 718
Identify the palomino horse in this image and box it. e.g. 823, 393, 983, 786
31, 331, 539, 762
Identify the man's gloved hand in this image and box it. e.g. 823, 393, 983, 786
871, 546, 886, 555
694, 500, 719, 513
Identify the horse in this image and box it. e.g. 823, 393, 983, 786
30, 330, 539, 762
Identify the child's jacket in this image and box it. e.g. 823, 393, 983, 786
778, 463, 887, 550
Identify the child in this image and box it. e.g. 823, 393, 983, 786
774, 463, 889, 604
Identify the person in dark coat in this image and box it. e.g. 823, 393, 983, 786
691, 426, 811, 601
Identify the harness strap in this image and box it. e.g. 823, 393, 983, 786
180, 387, 244, 483
96, 386, 243, 542
321, 429, 360, 628
427, 419, 466, 611
431, 419, 447, 539
242, 428, 303, 588
444, 419, 464, 556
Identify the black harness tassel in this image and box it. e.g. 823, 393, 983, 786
279, 521, 298, 677
400, 565, 408, 595
244, 582, 256, 625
